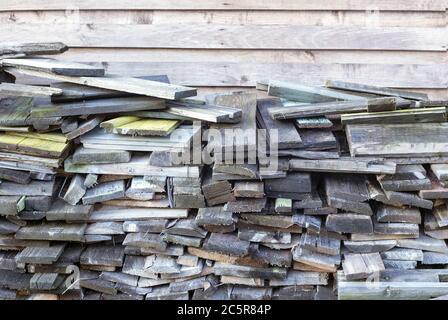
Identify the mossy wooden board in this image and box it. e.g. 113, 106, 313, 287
101, 116, 180, 136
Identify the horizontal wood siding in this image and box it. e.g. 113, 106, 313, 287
0, 1, 446, 99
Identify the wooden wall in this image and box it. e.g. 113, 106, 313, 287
0, 1, 447, 99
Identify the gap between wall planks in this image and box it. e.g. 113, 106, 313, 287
0, 0, 446, 11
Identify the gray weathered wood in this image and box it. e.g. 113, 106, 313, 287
269, 98, 399, 119
2, 58, 104, 77
347, 123, 448, 157
8, 67, 197, 100
342, 253, 385, 280
15, 222, 86, 242
325, 80, 429, 101
326, 214, 373, 234
290, 158, 396, 175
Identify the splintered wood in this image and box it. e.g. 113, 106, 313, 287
0, 43, 446, 301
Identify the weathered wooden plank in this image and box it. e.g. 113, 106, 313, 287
0, 179, 57, 196
292, 247, 340, 272
81, 125, 198, 152
326, 214, 373, 234
82, 180, 125, 205
15, 244, 65, 265
2, 24, 444, 51
101, 116, 180, 136
7, 67, 197, 100
233, 181, 264, 198
46, 199, 92, 222
325, 174, 369, 202
397, 234, 448, 253
81, 245, 125, 267
325, 80, 429, 100
223, 198, 266, 213
376, 205, 422, 224
268, 80, 367, 103
381, 248, 423, 261
71, 147, 131, 165
203, 233, 250, 257
0, 42, 67, 56
339, 282, 448, 300
32, 97, 165, 118
341, 107, 447, 125
214, 262, 286, 280
0, 132, 69, 158
2, 58, 104, 77
65, 154, 200, 178
1, 1, 445, 11
0, 83, 62, 98
342, 253, 385, 280
13, 60, 448, 90
257, 98, 302, 149
347, 123, 448, 157
165, 101, 242, 123
290, 158, 396, 175
15, 223, 86, 242
269, 97, 400, 119
344, 240, 397, 253
207, 91, 257, 153
299, 232, 340, 256
433, 204, 448, 227
89, 206, 188, 221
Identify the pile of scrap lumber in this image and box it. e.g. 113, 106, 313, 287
0, 42, 448, 300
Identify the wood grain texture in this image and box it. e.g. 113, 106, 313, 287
1, 1, 445, 11
20, 61, 443, 89
0, 24, 444, 51
347, 123, 448, 157
0, 10, 445, 27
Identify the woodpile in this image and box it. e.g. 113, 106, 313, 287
0, 42, 448, 300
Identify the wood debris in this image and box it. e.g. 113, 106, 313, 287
0, 43, 446, 301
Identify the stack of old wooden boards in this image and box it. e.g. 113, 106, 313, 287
1, 42, 448, 300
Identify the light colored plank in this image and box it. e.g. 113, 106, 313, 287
55, 48, 448, 65
64, 154, 200, 178
88, 206, 188, 221
0, 83, 62, 97
347, 123, 448, 157
0, 24, 444, 51
101, 116, 180, 136
1, 1, 444, 11
0, 10, 445, 27
6, 67, 196, 100
325, 80, 429, 100
341, 108, 447, 125
14, 61, 446, 89
1, 58, 105, 77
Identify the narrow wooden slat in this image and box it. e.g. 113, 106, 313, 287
6, 67, 196, 100
54, 48, 448, 65
0, 10, 445, 27
347, 123, 448, 157
325, 80, 429, 100
0, 24, 444, 51
1, 58, 105, 77
1, 1, 445, 11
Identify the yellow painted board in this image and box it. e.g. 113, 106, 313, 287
101, 116, 180, 136
0, 133, 68, 157
100, 116, 140, 130
6, 131, 68, 143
